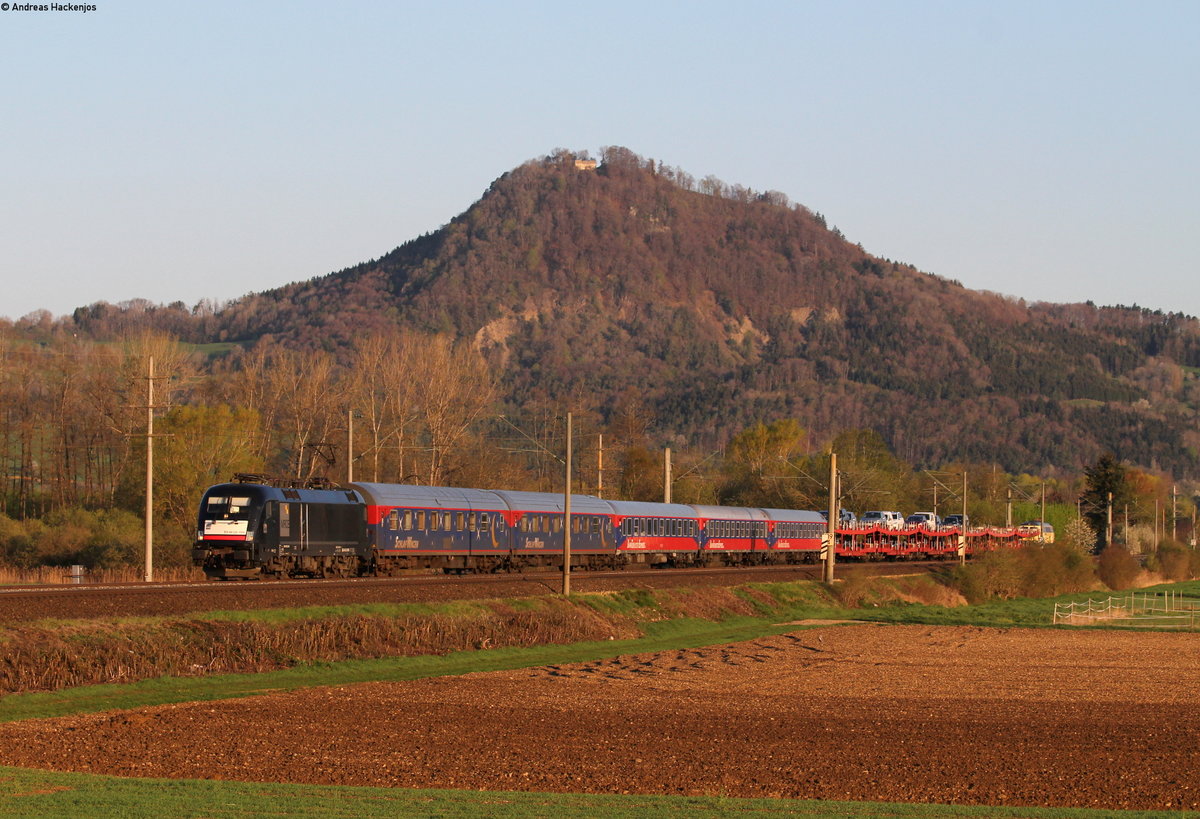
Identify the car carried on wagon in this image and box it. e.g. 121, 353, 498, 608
905, 512, 942, 529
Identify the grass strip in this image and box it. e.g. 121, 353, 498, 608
0, 616, 806, 723
0, 766, 1190, 819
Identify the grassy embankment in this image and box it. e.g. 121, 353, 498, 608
0, 766, 1188, 819
2, 576, 1199, 818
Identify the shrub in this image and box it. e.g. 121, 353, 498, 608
947, 544, 1096, 602
1022, 543, 1095, 598
1098, 545, 1141, 590
0, 508, 144, 570
1154, 541, 1192, 582
1123, 524, 1156, 555
950, 548, 1024, 603
833, 571, 878, 608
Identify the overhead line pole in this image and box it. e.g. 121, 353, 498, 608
563, 411, 572, 596
663, 447, 672, 504
824, 453, 837, 584
959, 472, 967, 565
145, 356, 154, 583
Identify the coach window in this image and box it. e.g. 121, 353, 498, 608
416, 510, 425, 530
480, 513, 490, 532
454, 512, 464, 530
402, 510, 413, 530
386, 510, 398, 531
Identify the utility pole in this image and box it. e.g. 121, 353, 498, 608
563, 411, 572, 596
145, 356, 154, 583
1172, 485, 1178, 542
1107, 492, 1114, 550
663, 447, 672, 504
823, 453, 837, 584
596, 433, 603, 499
347, 409, 354, 484
959, 472, 967, 565
1007, 488, 1013, 528
138, 357, 170, 582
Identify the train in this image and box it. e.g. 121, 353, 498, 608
192, 475, 1029, 580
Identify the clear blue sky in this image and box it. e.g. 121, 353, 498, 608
1, 0, 1197, 321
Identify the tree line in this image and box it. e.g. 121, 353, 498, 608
1, 332, 1195, 571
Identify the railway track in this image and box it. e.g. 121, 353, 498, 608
0, 561, 944, 623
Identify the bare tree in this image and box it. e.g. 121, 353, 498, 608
418, 336, 498, 486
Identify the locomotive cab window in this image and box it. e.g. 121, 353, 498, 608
205, 496, 253, 520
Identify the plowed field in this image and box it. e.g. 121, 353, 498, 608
1, 624, 1197, 811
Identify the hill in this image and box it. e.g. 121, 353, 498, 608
59, 148, 1200, 477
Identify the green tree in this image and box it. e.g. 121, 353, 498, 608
828, 429, 916, 514
152, 405, 264, 564
1081, 453, 1131, 551
719, 419, 807, 507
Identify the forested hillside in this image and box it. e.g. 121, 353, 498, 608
14, 147, 1200, 479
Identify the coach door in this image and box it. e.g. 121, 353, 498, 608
277, 502, 309, 552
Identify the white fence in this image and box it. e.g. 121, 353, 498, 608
1054, 592, 1200, 629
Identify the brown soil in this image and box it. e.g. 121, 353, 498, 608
1, 624, 1196, 811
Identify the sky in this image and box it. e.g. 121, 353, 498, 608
1, 0, 1197, 321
